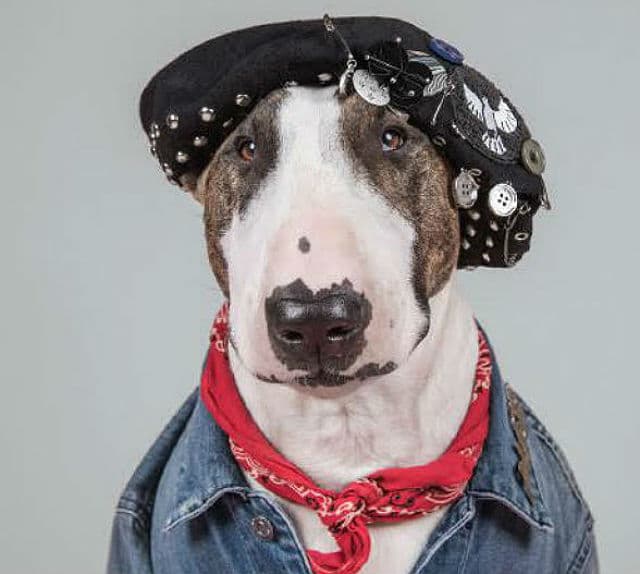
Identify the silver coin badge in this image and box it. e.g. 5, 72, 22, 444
453, 168, 481, 209
352, 68, 391, 106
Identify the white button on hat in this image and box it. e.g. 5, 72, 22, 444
488, 183, 518, 217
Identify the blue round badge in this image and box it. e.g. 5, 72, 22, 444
429, 37, 464, 65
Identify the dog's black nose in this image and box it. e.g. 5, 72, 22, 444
265, 279, 372, 372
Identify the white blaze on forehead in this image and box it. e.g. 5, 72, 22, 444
221, 86, 427, 380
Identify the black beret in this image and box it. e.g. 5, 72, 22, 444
140, 15, 550, 269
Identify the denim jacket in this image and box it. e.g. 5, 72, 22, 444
107, 334, 598, 574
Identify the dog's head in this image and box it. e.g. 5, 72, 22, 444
186, 85, 459, 386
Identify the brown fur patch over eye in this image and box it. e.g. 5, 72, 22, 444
339, 94, 459, 307
197, 89, 288, 296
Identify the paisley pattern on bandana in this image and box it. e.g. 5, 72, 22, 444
202, 303, 492, 574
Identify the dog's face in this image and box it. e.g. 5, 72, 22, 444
190, 86, 459, 386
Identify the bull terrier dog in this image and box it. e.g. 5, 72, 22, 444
109, 25, 598, 572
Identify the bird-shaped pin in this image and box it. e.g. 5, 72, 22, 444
463, 83, 518, 156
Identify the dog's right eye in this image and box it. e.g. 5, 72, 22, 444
237, 138, 256, 162
381, 127, 406, 152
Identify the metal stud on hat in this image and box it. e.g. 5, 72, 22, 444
468, 210, 481, 221
166, 113, 179, 129
488, 183, 518, 217
199, 107, 215, 122
193, 135, 208, 147
176, 151, 190, 163
148, 122, 160, 140
235, 93, 251, 107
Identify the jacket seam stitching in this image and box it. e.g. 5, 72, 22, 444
456, 512, 475, 574
115, 507, 149, 531
566, 519, 595, 574
532, 426, 588, 509
514, 391, 590, 512
118, 494, 152, 509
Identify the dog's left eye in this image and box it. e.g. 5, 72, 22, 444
237, 138, 256, 162
381, 128, 406, 152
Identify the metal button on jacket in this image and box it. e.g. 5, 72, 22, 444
250, 515, 275, 540
488, 183, 518, 217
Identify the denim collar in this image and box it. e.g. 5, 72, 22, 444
163, 325, 553, 533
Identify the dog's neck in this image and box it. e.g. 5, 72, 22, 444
229, 274, 478, 491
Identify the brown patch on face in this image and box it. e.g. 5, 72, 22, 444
196, 89, 288, 296
339, 94, 459, 307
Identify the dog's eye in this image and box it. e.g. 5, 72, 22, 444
237, 138, 256, 161
381, 128, 406, 152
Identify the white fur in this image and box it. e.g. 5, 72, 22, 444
221, 87, 479, 573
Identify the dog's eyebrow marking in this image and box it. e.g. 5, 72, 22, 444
298, 236, 311, 253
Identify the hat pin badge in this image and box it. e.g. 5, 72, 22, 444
323, 15, 358, 96
323, 13, 392, 105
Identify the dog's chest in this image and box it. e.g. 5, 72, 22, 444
244, 474, 447, 574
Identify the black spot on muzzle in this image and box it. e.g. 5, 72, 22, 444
265, 278, 372, 374
298, 236, 311, 253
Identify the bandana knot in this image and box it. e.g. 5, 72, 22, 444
320, 479, 382, 533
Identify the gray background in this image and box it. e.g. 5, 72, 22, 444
1, 0, 637, 572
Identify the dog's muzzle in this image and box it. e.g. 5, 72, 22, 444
265, 278, 372, 378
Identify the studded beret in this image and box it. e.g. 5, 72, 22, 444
140, 15, 550, 268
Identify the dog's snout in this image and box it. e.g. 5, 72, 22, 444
265, 279, 372, 373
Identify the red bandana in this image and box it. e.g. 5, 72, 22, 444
200, 303, 492, 574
